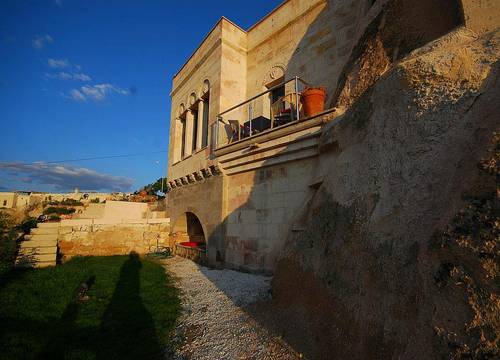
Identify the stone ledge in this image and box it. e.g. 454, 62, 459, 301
214, 108, 335, 156
147, 218, 171, 224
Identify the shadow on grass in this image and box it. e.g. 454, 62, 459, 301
97, 252, 162, 360
0, 266, 31, 293
2, 253, 166, 360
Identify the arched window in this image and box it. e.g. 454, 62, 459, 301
189, 93, 199, 153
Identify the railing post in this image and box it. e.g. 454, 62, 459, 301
215, 116, 220, 149
248, 102, 253, 136
295, 76, 300, 121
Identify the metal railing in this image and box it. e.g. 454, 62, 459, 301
212, 76, 309, 149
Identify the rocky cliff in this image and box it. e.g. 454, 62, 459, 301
268, 3, 500, 359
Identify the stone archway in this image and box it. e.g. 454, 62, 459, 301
171, 212, 207, 263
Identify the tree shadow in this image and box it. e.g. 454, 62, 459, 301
96, 252, 163, 360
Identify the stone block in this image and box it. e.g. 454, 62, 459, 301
61, 219, 93, 226
147, 218, 170, 224
242, 223, 260, 238
256, 209, 270, 223
227, 212, 239, 224
226, 223, 240, 237
122, 218, 148, 224
270, 208, 286, 224
240, 209, 257, 224
58, 226, 73, 235
93, 218, 121, 225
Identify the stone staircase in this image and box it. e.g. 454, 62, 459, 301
16, 222, 59, 268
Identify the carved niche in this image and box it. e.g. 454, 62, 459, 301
262, 64, 286, 86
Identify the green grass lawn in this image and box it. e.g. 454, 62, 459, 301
0, 254, 180, 360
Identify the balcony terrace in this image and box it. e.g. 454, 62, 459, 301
168, 77, 337, 190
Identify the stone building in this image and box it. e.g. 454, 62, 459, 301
165, 0, 499, 273
0, 191, 34, 209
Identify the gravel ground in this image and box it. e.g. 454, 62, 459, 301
162, 256, 300, 360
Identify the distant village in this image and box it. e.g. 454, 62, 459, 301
0, 188, 163, 211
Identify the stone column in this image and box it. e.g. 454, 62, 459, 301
174, 117, 181, 162
196, 100, 204, 150
185, 111, 194, 157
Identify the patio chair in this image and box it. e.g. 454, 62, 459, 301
227, 120, 241, 143
271, 92, 302, 127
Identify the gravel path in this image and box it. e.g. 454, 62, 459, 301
163, 256, 299, 360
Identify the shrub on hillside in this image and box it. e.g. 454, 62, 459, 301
43, 207, 75, 215
61, 199, 83, 206
0, 212, 18, 277
16, 218, 38, 234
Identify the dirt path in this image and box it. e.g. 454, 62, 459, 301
163, 256, 299, 360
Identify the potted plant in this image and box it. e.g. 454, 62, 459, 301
300, 86, 326, 117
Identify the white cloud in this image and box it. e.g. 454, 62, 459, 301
32, 34, 53, 49
0, 162, 133, 192
54, 0, 63, 6
69, 89, 86, 102
68, 83, 130, 102
48, 58, 70, 68
46, 72, 92, 81
73, 73, 92, 81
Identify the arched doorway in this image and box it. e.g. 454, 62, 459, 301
185, 212, 205, 244
171, 212, 207, 263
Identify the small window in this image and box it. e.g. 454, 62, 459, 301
271, 84, 285, 105
3, 200, 7, 206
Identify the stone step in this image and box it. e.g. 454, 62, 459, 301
31, 227, 59, 235
34, 261, 57, 268
37, 222, 60, 228
24, 234, 58, 242
16, 253, 57, 267
19, 246, 57, 255
21, 238, 58, 248
16, 259, 56, 268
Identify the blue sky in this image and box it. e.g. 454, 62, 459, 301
0, 0, 281, 193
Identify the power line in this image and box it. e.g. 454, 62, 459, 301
2, 150, 168, 165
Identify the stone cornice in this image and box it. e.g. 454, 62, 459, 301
167, 165, 223, 192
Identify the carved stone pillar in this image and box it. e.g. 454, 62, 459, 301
196, 100, 204, 150
174, 117, 182, 162
185, 110, 194, 156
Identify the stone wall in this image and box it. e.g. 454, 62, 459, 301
224, 158, 317, 273
269, 23, 500, 360
461, 0, 500, 33
166, 174, 226, 264
58, 218, 170, 259
174, 244, 207, 264
101, 200, 148, 220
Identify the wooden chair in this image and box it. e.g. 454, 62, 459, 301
227, 120, 241, 143
271, 92, 302, 128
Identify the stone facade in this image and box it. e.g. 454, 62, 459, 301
0, 192, 17, 208
165, 0, 499, 273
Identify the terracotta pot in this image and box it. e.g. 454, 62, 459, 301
300, 87, 326, 117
